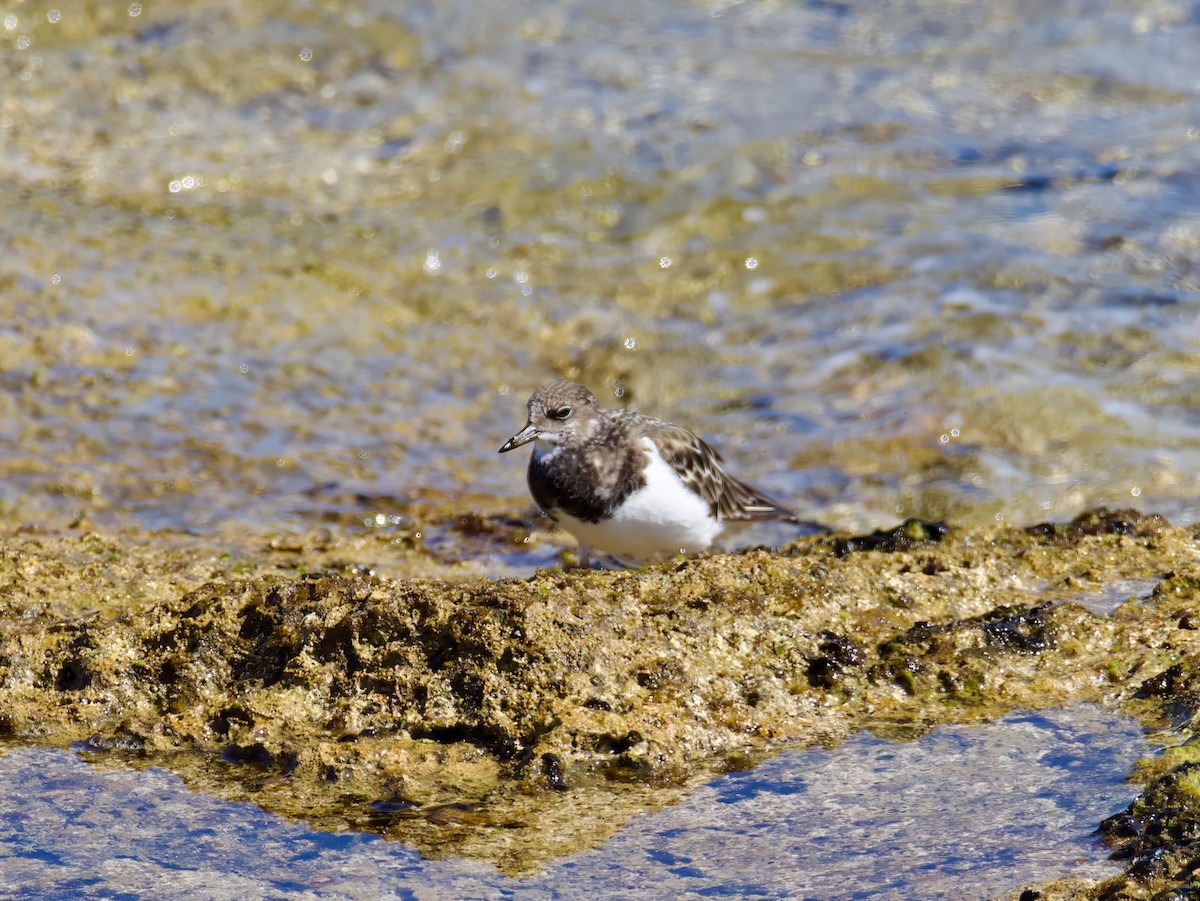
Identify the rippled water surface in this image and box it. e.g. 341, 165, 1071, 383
2, 0, 1199, 568
0, 705, 1148, 900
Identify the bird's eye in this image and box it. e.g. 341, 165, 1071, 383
547, 406, 572, 420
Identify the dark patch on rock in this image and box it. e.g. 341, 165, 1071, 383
635, 660, 687, 693
807, 632, 866, 688
368, 794, 420, 815
593, 732, 643, 756
831, 519, 949, 556
54, 657, 91, 692
872, 604, 1056, 699
1128, 847, 1171, 883
981, 605, 1051, 653
1136, 664, 1192, 700
78, 727, 146, 753
210, 703, 256, 738
222, 741, 272, 768
1027, 507, 1170, 539
1092, 745, 1200, 897
541, 753, 568, 791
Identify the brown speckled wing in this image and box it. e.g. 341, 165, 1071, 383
617, 412, 788, 521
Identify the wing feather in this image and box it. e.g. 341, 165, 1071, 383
615, 412, 789, 521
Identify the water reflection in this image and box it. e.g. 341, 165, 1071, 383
0, 705, 1147, 900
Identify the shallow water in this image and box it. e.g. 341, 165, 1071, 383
0, 705, 1147, 900
2, 0, 1199, 568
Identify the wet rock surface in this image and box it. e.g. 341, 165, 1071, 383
1, 508, 1199, 893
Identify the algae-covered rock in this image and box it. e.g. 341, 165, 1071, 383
1, 508, 1199, 879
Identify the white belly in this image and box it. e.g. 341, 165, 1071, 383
554, 438, 720, 562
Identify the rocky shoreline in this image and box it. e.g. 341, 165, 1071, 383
2, 508, 1199, 896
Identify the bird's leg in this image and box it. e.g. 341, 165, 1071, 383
576, 543, 591, 569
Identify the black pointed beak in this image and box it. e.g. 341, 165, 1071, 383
499, 422, 539, 453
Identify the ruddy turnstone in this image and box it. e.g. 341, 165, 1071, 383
499, 379, 790, 566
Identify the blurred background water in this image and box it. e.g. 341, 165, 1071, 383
2, 0, 1199, 572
